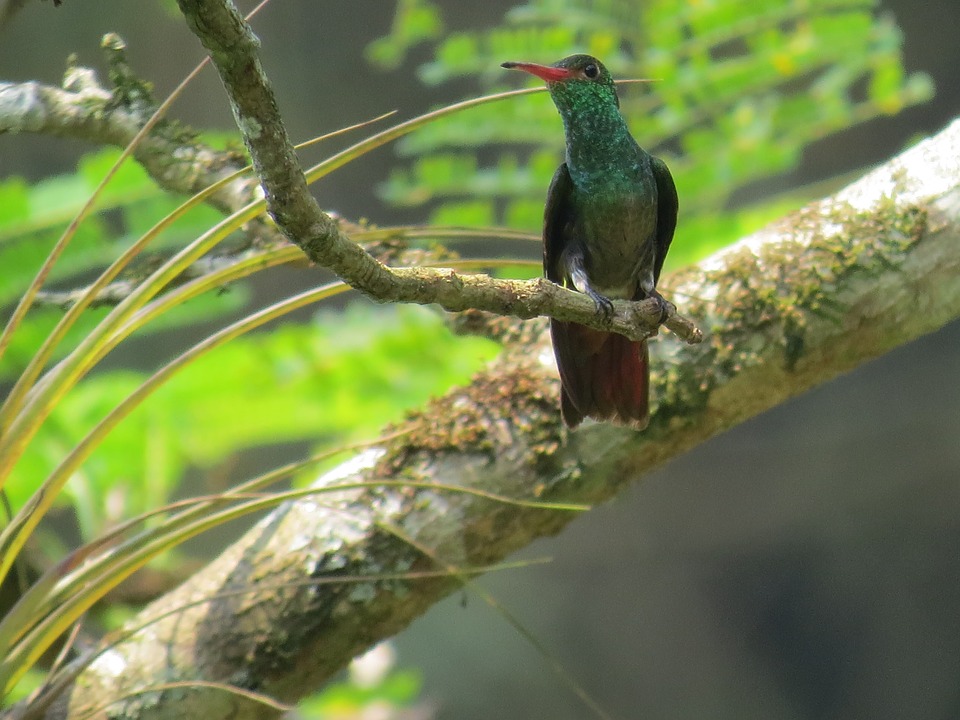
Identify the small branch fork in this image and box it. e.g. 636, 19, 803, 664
174, 0, 702, 345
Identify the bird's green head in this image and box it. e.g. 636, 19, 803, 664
501, 54, 620, 116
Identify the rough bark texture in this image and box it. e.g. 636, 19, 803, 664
40, 116, 960, 720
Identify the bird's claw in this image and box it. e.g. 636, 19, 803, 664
588, 290, 615, 321
648, 290, 673, 325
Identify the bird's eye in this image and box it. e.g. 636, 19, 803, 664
583, 63, 599, 79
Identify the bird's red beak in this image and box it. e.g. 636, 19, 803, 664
501, 61, 573, 83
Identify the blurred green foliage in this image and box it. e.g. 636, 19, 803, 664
0, 149, 239, 379
0, 149, 223, 309
369, 0, 933, 270
1, 150, 498, 542
8, 302, 497, 538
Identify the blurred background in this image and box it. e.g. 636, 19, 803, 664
1, 1, 959, 718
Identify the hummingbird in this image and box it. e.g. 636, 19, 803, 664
502, 54, 678, 430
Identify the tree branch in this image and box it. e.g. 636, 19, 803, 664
44, 117, 960, 720
173, 0, 699, 345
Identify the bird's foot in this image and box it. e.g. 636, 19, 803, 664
648, 290, 674, 325
586, 288, 615, 321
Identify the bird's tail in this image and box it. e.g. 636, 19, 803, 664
551, 319, 649, 430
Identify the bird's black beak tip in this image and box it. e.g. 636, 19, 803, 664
501, 61, 517, 69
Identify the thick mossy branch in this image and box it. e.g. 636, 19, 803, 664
174, 0, 699, 344
39, 119, 960, 720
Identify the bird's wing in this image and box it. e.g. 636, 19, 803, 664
650, 155, 678, 284
543, 163, 575, 285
